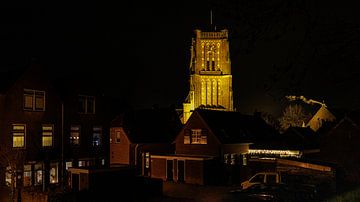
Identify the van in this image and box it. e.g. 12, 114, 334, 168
240, 172, 280, 189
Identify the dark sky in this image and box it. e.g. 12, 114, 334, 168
1, 0, 360, 115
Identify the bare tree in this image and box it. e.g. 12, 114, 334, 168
0, 148, 26, 202
278, 104, 311, 133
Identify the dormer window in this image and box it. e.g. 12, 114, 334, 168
78, 95, 95, 114
24, 89, 45, 111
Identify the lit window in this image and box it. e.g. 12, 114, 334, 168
78, 95, 95, 114
70, 125, 80, 145
115, 130, 121, 143
23, 165, 32, 186
23, 89, 45, 111
190, 129, 207, 145
93, 126, 102, 146
35, 164, 43, 185
5, 166, 12, 187
12, 124, 25, 148
224, 154, 230, 164
145, 152, 150, 169
191, 129, 202, 144
42, 125, 53, 147
78, 161, 85, 167
49, 163, 58, 184
66, 161, 73, 170
231, 154, 236, 165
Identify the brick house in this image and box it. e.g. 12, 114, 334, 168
109, 107, 182, 176
150, 109, 278, 185
0, 64, 62, 189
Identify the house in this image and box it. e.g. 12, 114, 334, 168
0, 63, 114, 197
249, 127, 320, 159
150, 109, 278, 185
0, 64, 62, 190
54, 74, 113, 173
320, 111, 360, 184
109, 107, 182, 176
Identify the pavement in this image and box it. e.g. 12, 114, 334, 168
150, 181, 239, 202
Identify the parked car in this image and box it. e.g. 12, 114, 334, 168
241, 172, 280, 189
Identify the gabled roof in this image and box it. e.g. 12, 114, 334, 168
279, 127, 320, 150
195, 109, 279, 144
111, 107, 182, 144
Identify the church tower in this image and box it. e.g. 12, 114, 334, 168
182, 29, 234, 123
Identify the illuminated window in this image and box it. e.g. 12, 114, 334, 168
78, 95, 95, 114
224, 154, 230, 164
190, 129, 207, 144
66, 161, 73, 170
78, 161, 85, 167
5, 166, 12, 187
49, 163, 58, 184
23, 165, 32, 186
42, 125, 53, 147
115, 130, 121, 143
24, 89, 45, 111
12, 124, 25, 148
70, 125, 80, 145
35, 164, 43, 185
242, 154, 247, 166
92, 126, 102, 146
145, 152, 150, 169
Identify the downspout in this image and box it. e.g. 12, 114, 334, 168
61, 102, 64, 190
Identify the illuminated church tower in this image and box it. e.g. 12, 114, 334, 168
183, 29, 234, 123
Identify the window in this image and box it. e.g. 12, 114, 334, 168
250, 174, 265, 183
191, 129, 202, 144
42, 125, 53, 147
70, 125, 80, 145
78, 161, 85, 167
230, 154, 237, 165
93, 126, 102, 146
24, 89, 45, 111
12, 124, 26, 148
78, 95, 95, 114
35, 164, 43, 185
115, 129, 121, 143
49, 163, 58, 184
23, 165, 32, 186
145, 152, 150, 169
242, 154, 247, 166
184, 129, 207, 144
224, 154, 230, 164
66, 162, 73, 170
266, 174, 277, 184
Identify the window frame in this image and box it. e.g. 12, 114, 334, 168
92, 126, 102, 146
70, 125, 80, 145
23, 89, 45, 111
78, 95, 95, 114
42, 124, 54, 147
12, 124, 26, 148
115, 129, 121, 143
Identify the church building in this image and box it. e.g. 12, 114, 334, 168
182, 29, 234, 123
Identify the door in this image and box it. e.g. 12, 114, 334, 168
72, 174, 79, 192
177, 160, 185, 182
166, 160, 173, 181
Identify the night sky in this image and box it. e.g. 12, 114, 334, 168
1, 0, 360, 115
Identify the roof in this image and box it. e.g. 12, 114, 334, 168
195, 109, 279, 144
0, 68, 26, 94
278, 127, 320, 150
111, 107, 182, 144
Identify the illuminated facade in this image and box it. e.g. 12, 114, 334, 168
183, 29, 234, 123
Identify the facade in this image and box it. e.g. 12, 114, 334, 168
0, 65, 62, 190
109, 107, 182, 176
150, 109, 278, 185
320, 113, 360, 184
182, 29, 234, 123
0, 64, 111, 193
